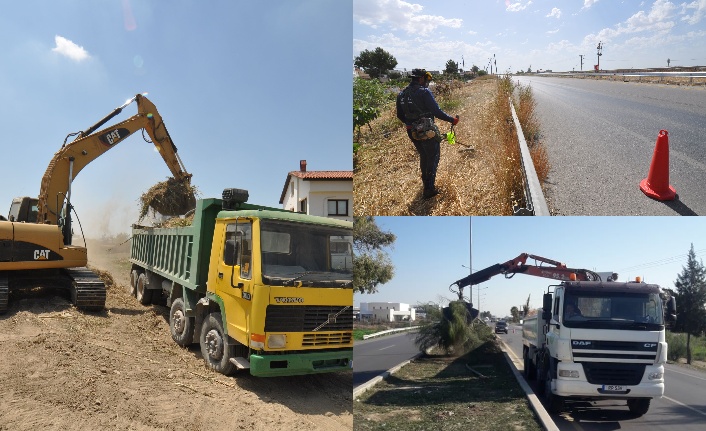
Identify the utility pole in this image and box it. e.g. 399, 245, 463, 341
579, 54, 584, 71
596, 41, 603, 71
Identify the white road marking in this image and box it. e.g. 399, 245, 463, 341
378, 345, 395, 351
663, 395, 706, 417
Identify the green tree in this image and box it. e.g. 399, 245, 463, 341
444, 59, 458, 75
353, 77, 387, 142
672, 244, 706, 364
510, 306, 520, 322
353, 216, 396, 294
522, 294, 531, 317
354, 47, 398, 79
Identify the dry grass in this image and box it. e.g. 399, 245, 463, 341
354, 78, 512, 215
138, 177, 198, 220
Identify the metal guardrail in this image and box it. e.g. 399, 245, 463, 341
508, 97, 550, 216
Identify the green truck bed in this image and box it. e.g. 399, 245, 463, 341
130, 198, 221, 292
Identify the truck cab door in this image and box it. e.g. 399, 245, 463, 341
214, 220, 253, 345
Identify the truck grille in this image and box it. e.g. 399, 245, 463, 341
265, 305, 353, 332
303, 332, 352, 346
571, 339, 657, 363
582, 362, 646, 386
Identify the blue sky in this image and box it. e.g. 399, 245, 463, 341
354, 0, 706, 73
355, 216, 706, 318
0, 0, 352, 236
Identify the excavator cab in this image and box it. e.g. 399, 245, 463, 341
7, 197, 38, 223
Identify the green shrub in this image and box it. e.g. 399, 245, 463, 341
666, 331, 687, 361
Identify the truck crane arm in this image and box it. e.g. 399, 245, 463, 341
37, 93, 191, 226
451, 253, 605, 302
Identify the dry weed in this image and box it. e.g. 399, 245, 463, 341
354, 79, 511, 215
138, 177, 198, 220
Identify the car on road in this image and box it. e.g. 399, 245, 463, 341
495, 320, 508, 334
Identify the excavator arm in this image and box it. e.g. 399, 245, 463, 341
451, 253, 604, 302
37, 93, 191, 226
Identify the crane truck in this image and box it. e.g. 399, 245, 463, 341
453, 253, 676, 416
128, 189, 354, 377
0, 93, 191, 313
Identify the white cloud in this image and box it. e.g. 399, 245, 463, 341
680, 0, 706, 24
585, 0, 677, 46
507, 1, 533, 12
546, 7, 562, 18
52, 35, 90, 61
584, 0, 600, 8
354, 0, 462, 36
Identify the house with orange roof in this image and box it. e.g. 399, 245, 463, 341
279, 160, 353, 222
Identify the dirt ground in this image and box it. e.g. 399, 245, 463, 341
0, 239, 352, 431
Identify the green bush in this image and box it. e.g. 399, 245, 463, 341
666, 331, 687, 361
353, 78, 389, 141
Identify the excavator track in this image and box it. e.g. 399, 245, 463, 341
66, 267, 106, 311
0, 275, 8, 313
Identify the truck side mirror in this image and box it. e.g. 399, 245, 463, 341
666, 296, 677, 323
542, 293, 553, 321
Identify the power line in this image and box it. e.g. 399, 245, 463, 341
617, 249, 706, 273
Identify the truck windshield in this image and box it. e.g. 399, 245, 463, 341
563, 292, 664, 330
260, 220, 353, 288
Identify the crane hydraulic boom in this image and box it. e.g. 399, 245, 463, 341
37, 93, 191, 227
451, 253, 607, 302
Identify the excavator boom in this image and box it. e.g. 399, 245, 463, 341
37, 93, 191, 225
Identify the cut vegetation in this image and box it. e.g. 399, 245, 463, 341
138, 176, 198, 221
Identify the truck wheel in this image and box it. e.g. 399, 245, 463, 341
535, 357, 545, 395
200, 312, 236, 375
524, 354, 535, 381
129, 270, 139, 297
169, 298, 194, 346
544, 360, 564, 413
627, 398, 650, 417
136, 273, 153, 305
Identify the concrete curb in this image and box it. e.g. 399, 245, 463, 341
353, 352, 423, 399
362, 326, 417, 340
497, 337, 559, 431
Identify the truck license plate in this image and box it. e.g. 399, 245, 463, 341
603, 385, 625, 391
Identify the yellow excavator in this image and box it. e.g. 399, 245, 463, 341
0, 94, 191, 313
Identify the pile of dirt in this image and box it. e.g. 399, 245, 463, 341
138, 177, 198, 221
0, 240, 353, 430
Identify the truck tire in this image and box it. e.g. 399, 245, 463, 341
169, 298, 194, 346
136, 273, 153, 305
200, 312, 236, 375
535, 356, 545, 395
544, 358, 564, 413
627, 398, 650, 417
524, 353, 535, 381
129, 270, 139, 297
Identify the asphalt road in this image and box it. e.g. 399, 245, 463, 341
353, 331, 419, 388
513, 76, 706, 215
500, 323, 706, 430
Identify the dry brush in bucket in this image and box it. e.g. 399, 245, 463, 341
138, 177, 198, 221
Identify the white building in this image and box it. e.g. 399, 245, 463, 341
279, 160, 353, 222
359, 302, 416, 322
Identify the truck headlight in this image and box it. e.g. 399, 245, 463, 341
648, 371, 663, 380
267, 334, 286, 349
559, 370, 580, 378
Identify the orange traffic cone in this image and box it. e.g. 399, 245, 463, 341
640, 130, 676, 201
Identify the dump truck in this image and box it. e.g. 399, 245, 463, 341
453, 253, 676, 416
128, 188, 354, 377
